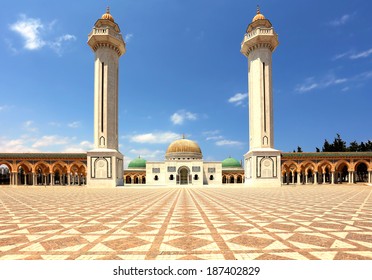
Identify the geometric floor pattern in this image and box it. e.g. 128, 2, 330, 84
1, 185, 372, 260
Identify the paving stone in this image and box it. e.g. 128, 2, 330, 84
0, 185, 372, 260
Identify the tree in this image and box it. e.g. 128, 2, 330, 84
348, 141, 359, 152
332, 134, 347, 152
322, 139, 332, 152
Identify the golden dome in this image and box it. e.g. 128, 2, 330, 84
165, 137, 202, 159
101, 7, 115, 22
252, 6, 265, 22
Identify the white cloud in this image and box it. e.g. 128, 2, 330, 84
10, 14, 45, 50
49, 34, 76, 55
0, 105, 10, 112
68, 121, 81, 128
125, 33, 133, 42
329, 14, 352, 26
130, 131, 180, 144
0, 136, 39, 153
295, 83, 318, 93
350, 48, 372, 59
228, 93, 248, 106
32, 135, 71, 148
128, 148, 164, 160
295, 75, 348, 93
9, 14, 75, 55
23, 120, 38, 132
170, 110, 197, 125
334, 48, 372, 60
63, 140, 93, 152
216, 140, 243, 147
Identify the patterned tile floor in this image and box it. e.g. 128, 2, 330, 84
1, 185, 372, 260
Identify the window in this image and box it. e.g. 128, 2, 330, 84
209, 175, 214, 180
154, 175, 159, 181
208, 167, 216, 173
152, 168, 160, 173
194, 174, 199, 180
167, 166, 176, 172
192, 166, 200, 172
169, 174, 174, 180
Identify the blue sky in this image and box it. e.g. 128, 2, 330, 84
1, 0, 371, 167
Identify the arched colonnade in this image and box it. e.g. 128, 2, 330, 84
0, 153, 87, 186
282, 153, 372, 185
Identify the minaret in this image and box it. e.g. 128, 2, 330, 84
87, 8, 125, 187
241, 7, 281, 187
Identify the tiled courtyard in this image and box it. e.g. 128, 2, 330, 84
1, 185, 372, 260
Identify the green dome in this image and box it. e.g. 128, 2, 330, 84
128, 157, 147, 168
222, 157, 242, 168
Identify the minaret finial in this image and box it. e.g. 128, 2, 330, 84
256, 5, 260, 14
106, 6, 110, 14
182, 133, 185, 139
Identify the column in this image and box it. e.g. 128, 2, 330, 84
351, 171, 355, 184
32, 173, 35, 185
297, 172, 301, 184
51, 173, 54, 186
291, 172, 294, 184
331, 172, 335, 184
314, 172, 318, 185
14, 172, 18, 185
67, 173, 71, 185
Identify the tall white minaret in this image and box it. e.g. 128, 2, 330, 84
87, 8, 125, 187
241, 7, 281, 187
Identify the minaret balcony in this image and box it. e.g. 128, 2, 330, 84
88, 27, 125, 55
241, 27, 279, 56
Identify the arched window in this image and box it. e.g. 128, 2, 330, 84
209, 175, 214, 180
154, 175, 158, 181
169, 174, 174, 180
222, 176, 226, 184
126, 176, 131, 184
194, 174, 199, 180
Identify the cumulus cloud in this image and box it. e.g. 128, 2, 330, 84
334, 48, 372, 60
329, 14, 353, 26
125, 33, 133, 42
295, 75, 348, 93
350, 48, 372, 60
23, 120, 38, 132
9, 14, 76, 55
216, 140, 243, 147
228, 93, 248, 106
128, 148, 164, 159
0, 136, 39, 153
32, 135, 71, 148
68, 121, 81, 128
130, 131, 180, 144
63, 140, 94, 152
170, 110, 197, 125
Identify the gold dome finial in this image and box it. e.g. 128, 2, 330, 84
252, 5, 265, 22
182, 133, 185, 139
101, 6, 115, 22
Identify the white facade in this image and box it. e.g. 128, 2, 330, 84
146, 160, 221, 186
241, 9, 281, 187
87, 10, 125, 187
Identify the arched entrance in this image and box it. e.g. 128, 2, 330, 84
178, 167, 190, 185
0, 164, 10, 185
